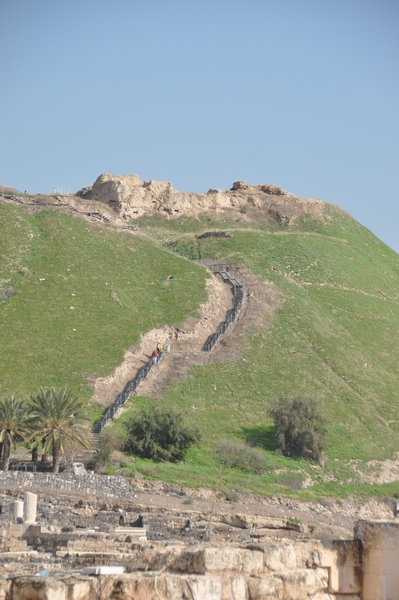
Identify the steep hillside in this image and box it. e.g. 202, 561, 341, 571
114, 204, 399, 498
2, 179, 399, 499
0, 201, 209, 416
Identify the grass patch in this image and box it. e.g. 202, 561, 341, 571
0, 203, 209, 414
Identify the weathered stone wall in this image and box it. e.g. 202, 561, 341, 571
0, 541, 362, 599
0, 471, 133, 500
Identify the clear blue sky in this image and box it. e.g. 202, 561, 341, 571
1, 0, 398, 252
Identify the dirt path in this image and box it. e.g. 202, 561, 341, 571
91, 274, 232, 409
91, 263, 281, 410
160, 227, 348, 244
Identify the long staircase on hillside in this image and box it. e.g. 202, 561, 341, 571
88, 262, 245, 460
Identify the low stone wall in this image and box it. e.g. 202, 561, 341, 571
0, 471, 134, 501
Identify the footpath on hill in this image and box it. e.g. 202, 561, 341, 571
91, 267, 280, 409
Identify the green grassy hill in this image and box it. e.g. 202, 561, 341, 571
0, 202, 209, 419
119, 207, 399, 498
1, 198, 399, 499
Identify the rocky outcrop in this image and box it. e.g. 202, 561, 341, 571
230, 181, 284, 195
76, 174, 325, 223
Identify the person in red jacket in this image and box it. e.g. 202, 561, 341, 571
152, 349, 159, 365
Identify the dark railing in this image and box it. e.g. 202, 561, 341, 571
200, 261, 246, 352
92, 351, 165, 433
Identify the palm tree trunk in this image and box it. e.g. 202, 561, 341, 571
52, 440, 60, 474
41, 438, 48, 462
2, 436, 11, 471
31, 444, 38, 462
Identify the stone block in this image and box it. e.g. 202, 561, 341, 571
177, 547, 243, 573
241, 550, 264, 575
227, 573, 247, 600
249, 569, 326, 600
97, 575, 157, 600
0, 579, 11, 600
23, 492, 37, 524
355, 519, 399, 550
12, 577, 67, 600
291, 540, 323, 568
63, 577, 99, 600
262, 543, 297, 571
362, 572, 383, 600
247, 574, 284, 599
81, 566, 124, 575
168, 574, 223, 600
14, 501, 24, 522
320, 540, 362, 595
25, 525, 41, 537
276, 568, 328, 599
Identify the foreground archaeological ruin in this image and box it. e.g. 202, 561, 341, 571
0, 471, 398, 599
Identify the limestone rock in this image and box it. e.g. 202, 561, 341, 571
12, 577, 67, 600
0, 579, 11, 600
76, 174, 325, 224
176, 546, 263, 575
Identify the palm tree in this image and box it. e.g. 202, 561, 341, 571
28, 387, 91, 473
0, 396, 30, 470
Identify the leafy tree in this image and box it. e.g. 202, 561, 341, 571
271, 396, 326, 463
0, 396, 30, 470
124, 406, 201, 462
28, 387, 91, 473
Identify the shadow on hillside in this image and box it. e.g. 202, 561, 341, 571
240, 423, 276, 452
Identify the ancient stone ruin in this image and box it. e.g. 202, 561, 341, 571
0, 472, 398, 598
76, 173, 325, 224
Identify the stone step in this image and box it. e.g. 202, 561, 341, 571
114, 527, 147, 536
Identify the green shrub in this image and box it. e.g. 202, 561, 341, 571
124, 407, 201, 462
215, 438, 267, 474
271, 396, 326, 463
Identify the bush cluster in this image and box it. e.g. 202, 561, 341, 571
124, 406, 201, 462
215, 438, 267, 474
271, 396, 326, 463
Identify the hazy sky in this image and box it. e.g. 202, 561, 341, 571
1, 1, 398, 252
